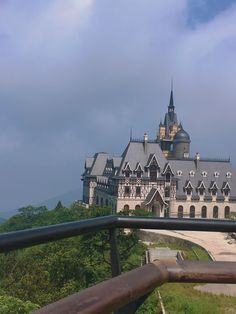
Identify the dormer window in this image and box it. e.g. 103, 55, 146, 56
184, 181, 193, 196
125, 171, 130, 178
202, 171, 207, 177
177, 170, 182, 176
122, 162, 132, 178
197, 181, 206, 196
212, 189, 217, 196
162, 163, 174, 183
214, 172, 220, 178
136, 171, 142, 178
146, 155, 160, 182
166, 172, 171, 183
222, 182, 230, 197
186, 188, 192, 195
150, 164, 158, 181
226, 172, 232, 178
189, 170, 195, 177
210, 182, 218, 196
134, 162, 143, 179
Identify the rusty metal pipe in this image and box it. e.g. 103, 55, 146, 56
163, 260, 236, 283
35, 262, 169, 314
35, 260, 236, 314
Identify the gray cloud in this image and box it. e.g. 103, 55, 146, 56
0, 0, 236, 211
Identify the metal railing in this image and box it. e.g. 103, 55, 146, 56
1, 215, 236, 313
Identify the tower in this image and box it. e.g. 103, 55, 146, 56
158, 86, 182, 157
172, 127, 191, 158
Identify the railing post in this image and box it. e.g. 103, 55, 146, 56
109, 228, 121, 277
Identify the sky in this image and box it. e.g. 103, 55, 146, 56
0, 0, 236, 213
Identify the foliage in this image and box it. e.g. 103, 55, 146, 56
0, 295, 39, 314
1, 205, 236, 314
0, 204, 146, 312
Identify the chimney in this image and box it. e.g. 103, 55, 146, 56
143, 133, 148, 152
195, 152, 200, 168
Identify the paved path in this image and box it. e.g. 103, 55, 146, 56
143, 229, 236, 296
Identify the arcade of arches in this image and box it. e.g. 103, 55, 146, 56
177, 205, 230, 219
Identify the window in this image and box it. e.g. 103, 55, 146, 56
213, 206, 218, 218
212, 189, 217, 196
199, 188, 204, 196
225, 206, 230, 219
136, 186, 141, 197
202, 171, 207, 177
226, 172, 232, 178
165, 187, 170, 197
137, 171, 142, 178
224, 190, 229, 196
186, 188, 192, 195
214, 172, 220, 178
135, 205, 141, 210
201, 206, 207, 218
105, 199, 108, 206
101, 197, 104, 207
125, 171, 130, 178
190, 206, 195, 218
177, 170, 182, 176
124, 204, 129, 211
178, 205, 183, 218
166, 173, 171, 183
124, 186, 130, 196
96, 196, 99, 205
150, 164, 157, 181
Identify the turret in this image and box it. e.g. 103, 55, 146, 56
173, 127, 191, 159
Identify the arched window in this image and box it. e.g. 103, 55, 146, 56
124, 204, 129, 211
190, 206, 195, 218
201, 206, 207, 218
178, 205, 183, 218
135, 205, 141, 210
101, 197, 104, 207
225, 206, 230, 219
213, 206, 218, 218
150, 164, 157, 182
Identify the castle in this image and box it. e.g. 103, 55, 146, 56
82, 89, 236, 219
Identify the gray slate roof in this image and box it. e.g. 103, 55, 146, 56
117, 141, 167, 176
84, 140, 236, 199
169, 159, 236, 198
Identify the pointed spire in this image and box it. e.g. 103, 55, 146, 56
168, 78, 174, 110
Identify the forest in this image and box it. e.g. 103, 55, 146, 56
0, 203, 151, 313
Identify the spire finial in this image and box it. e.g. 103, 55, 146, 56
168, 78, 174, 110
130, 128, 133, 141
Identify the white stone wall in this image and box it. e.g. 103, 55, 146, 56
170, 200, 235, 219
116, 199, 145, 212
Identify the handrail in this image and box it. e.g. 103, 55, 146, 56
1, 215, 236, 252
0, 215, 116, 252
2, 215, 236, 313
35, 259, 236, 314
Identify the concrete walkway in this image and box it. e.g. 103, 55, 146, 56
143, 229, 236, 296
